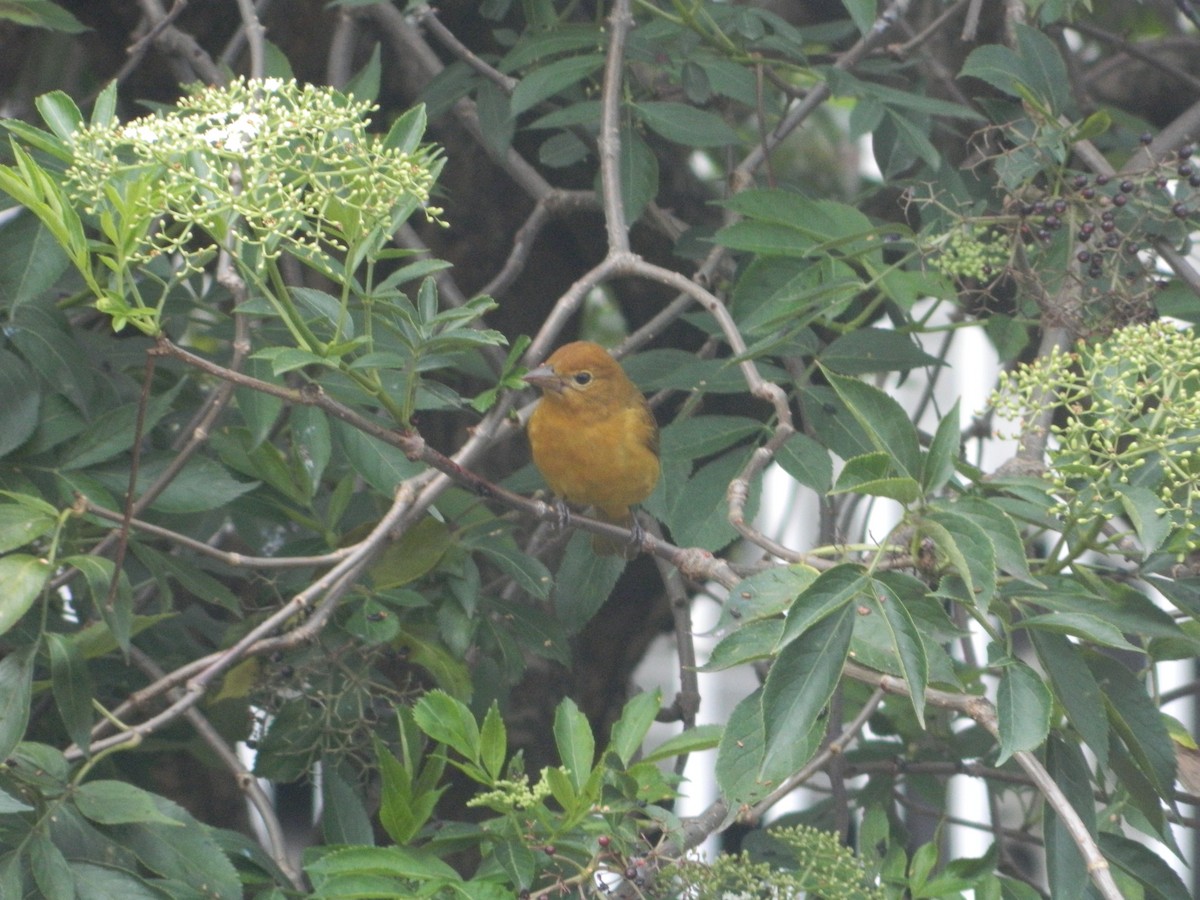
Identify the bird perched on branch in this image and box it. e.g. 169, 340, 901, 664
524, 341, 660, 558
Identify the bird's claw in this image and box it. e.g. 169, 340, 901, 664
627, 513, 646, 552
553, 498, 571, 532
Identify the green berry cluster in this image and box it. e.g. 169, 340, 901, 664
674, 824, 884, 899
994, 321, 1200, 554
930, 225, 1010, 282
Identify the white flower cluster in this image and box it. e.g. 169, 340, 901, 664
66, 77, 443, 271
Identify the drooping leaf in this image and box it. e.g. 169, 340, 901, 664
761, 604, 854, 777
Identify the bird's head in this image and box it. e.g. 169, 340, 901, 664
522, 341, 633, 414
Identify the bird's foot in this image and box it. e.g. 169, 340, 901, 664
553, 498, 571, 532
626, 514, 646, 554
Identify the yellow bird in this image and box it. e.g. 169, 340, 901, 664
524, 341, 660, 557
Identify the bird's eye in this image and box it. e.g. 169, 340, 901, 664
573, 372, 592, 386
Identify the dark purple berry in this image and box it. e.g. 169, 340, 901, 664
1125, 242, 1139, 254
1140, 132, 1153, 144
1179, 163, 1194, 177
1077, 250, 1091, 263
1120, 179, 1134, 193
1112, 193, 1128, 207
1073, 174, 1089, 188
1101, 219, 1117, 233
1104, 232, 1121, 248
1096, 174, 1110, 185
1156, 176, 1170, 189
1180, 144, 1194, 159
1037, 228, 1051, 241
1044, 215, 1060, 229
1101, 209, 1115, 221
1082, 187, 1096, 200
1190, 173, 1200, 187
1032, 201, 1047, 215
1053, 198, 1068, 214
1088, 266, 1103, 279
1174, 202, 1191, 218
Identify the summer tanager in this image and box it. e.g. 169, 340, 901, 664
524, 341, 660, 557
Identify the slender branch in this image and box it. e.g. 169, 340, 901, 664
845, 662, 1123, 900
128, 646, 303, 889
598, 0, 634, 252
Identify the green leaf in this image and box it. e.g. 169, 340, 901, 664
62, 381, 181, 470
479, 702, 507, 782
823, 371, 922, 477
842, 0, 877, 34
476, 81, 515, 158
0, 786, 31, 813
1087, 653, 1175, 796
642, 724, 722, 764
777, 564, 868, 648
35, 90, 82, 142
384, 103, 430, 155
1098, 831, 1191, 900
830, 451, 921, 503
413, 690, 481, 764
634, 101, 740, 146
0, 349, 40, 457
1015, 612, 1138, 652
344, 42, 382, 103
612, 126, 658, 224
995, 659, 1052, 764
1044, 736, 1094, 900
937, 496, 1040, 586
775, 431, 833, 493
510, 54, 605, 115
702, 617, 783, 671
659, 415, 762, 461
922, 399, 960, 493
716, 687, 772, 807
761, 604, 854, 777
608, 690, 661, 766
491, 840, 535, 890
47, 633, 93, 755
474, 541, 552, 601
321, 760, 374, 846
380, 711, 445, 846
0, 498, 57, 554
0, 216, 71, 313
868, 576, 928, 726
74, 780, 182, 826
0, 553, 49, 637
332, 418, 423, 495
552, 531, 624, 632
1115, 484, 1171, 556
62, 555, 132, 653
553, 697, 595, 791
821, 328, 943, 375
961, 24, 1069, 113
123, 796, 241, 898
29, 831, 73, 900
0, 1, 87, 32
0, 645, 34, 765
918, 511, 996, 609
1029, 631, 1108, 769
307, 845, 460, 889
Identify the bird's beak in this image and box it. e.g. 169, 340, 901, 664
523, 364, 564, 393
